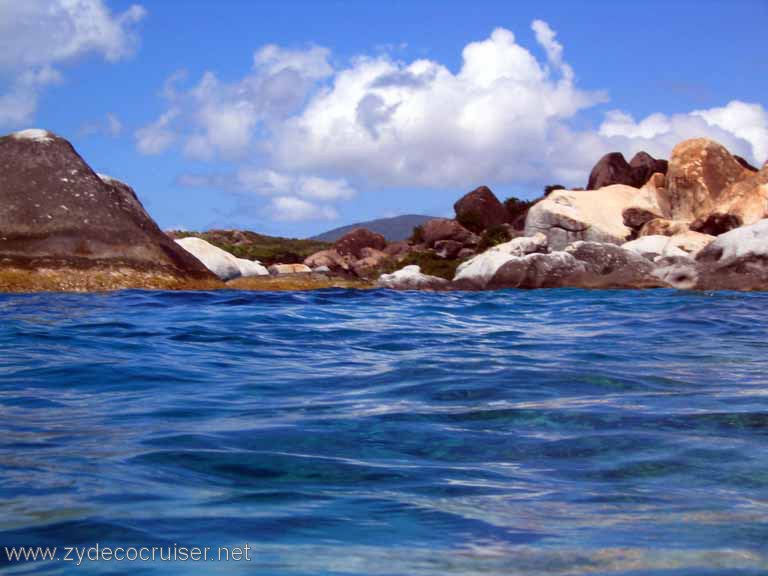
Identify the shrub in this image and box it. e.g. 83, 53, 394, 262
478, 225, 511, 251
409, 225, 424, 244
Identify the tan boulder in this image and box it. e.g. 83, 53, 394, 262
666, 138, 753, 220
524, 185, 652, 250
351, 248, 390, 276
268, 263, 312, 275
707, 165, 768, 227
304, 249, 352, 271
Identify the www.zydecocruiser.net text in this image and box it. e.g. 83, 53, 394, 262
5, 544, 253, 566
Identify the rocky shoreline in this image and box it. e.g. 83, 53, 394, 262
1, 129, 766, 292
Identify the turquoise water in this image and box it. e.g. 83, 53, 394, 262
0, 289, 767, 575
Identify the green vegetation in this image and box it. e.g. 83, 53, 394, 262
381, 251, 465, 281
478, 224, 512, 251
455, 211, 484, 234
409, 225, 424, 244
170, 230, 331, 265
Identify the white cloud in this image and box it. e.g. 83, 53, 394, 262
531, 19, 563, 68
0, 0, 145, 128
268, 196, 338, 222
142, 19, 767, 225
135, 44, 333, 159
79, 112, 123, 137
135, 109, 179, 155
271, 26, 605, 188
596, 101, 768, 165
692, 101, 768, 164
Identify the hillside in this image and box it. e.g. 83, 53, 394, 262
311, 214, 435, 242
168, 229, 331, 265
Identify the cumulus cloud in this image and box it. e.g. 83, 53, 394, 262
0, 0, 145, 127
146, 20, 766, 225
136, 44, 333, 159
79, 112, 123, 137
597, 101, 768, 165
135, 109, 179, 155
178, 168, 355, 222
268, 196, 338, 222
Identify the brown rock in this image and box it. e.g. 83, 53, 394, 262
421, 218, 474, 247
383, 241, 411, 258
334, 228, 386, 259
639, 218, 692, 237
268, 263, 312, 275
453, 186, 507, 232
623, 207, 662, 230
690, 213, 743, 236
0, 130, 213, 280
587, 151, 667, 190
629, 152, 668, 187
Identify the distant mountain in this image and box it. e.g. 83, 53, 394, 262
311, 214, 436, 242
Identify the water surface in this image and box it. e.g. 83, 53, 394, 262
1, 289, 767, 574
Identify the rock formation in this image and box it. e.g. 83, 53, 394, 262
334, 228, 386, 259
453, 186, 508, 232
587, 151, 667, 190
0, 129, 214, 288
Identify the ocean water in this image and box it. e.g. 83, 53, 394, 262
0, 288, 767, 575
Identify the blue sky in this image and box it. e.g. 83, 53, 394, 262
1, 0, 766, 238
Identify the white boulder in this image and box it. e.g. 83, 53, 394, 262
696, 218, 768, 262
377, 265, 448, 290
175, 237, 242, 280
235, 257, 268, 277
453, 233, 548, 287
525, 185, 663, 250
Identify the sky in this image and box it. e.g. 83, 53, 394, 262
1, 0, 767, 238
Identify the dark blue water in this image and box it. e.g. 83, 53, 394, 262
1, 289, 767, 575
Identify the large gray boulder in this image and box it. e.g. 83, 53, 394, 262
0, 129, 213, 280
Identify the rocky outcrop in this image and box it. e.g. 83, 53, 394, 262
377, 265, 449, 290
0, 129, 213, 281
421, 218, 475, 247
587, 151, 667, 190
334, 228, 386, 259
175, 237, 264, 280
453, 186, 507, 232
453, 234, 549, 289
